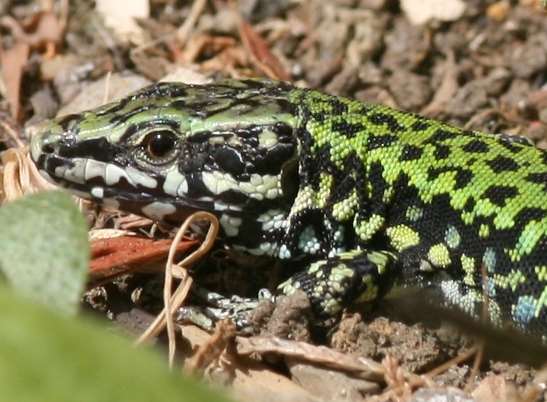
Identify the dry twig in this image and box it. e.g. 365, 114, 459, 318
135, 211, 219, 369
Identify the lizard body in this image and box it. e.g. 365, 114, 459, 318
30, 79, 547, 336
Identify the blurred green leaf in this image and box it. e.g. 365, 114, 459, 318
0, 287, 233, 402
0, 191, 89, 315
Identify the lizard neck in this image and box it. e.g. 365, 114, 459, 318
263, 89, 375, 260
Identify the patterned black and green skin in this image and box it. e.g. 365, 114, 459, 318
30, 79, 547, 337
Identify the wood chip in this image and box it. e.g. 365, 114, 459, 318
401, 0, 466, 25
95, 0, 149, 44
89, 236, 197, 281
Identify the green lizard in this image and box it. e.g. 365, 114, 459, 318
30, 79, 547, 336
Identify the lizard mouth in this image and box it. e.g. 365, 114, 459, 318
33, 152, 219, 222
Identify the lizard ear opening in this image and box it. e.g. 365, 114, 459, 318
280, 156, 299, 207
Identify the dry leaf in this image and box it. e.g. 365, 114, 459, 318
0, 4, 66, 57
238, 19, 289, 80
1, 148, 56, 203
1, 42, 30, 120
421, 51, 458, 117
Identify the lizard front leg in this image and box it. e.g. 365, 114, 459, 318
278, 250, 398, 319
178, 250, 398, 330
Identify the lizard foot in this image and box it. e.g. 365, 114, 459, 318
176, 286, 274, 332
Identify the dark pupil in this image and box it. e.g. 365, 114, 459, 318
146, 130, 175, 158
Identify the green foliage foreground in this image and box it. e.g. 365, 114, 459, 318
0, 191, 232, 402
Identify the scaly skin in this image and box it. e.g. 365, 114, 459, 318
30, 79, 547, 336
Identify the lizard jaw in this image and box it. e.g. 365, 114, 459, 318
32, 152, 223, 223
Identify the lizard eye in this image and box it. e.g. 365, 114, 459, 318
144, 130, 178, 159
135, 129, 180, 168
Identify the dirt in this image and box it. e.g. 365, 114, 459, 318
1, 0, 547, 401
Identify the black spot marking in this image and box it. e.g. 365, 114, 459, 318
368, 113, 405, 132
427, 167, 445, 181
462, 139, 489, 153
168, 100, 220, 117
182, 172, 211, 199
526, 172, 547, 190
328, 99, 349, 115
274, 98, 298, 115
273, 122, 294, 142
253, 142, 296, 175
427, 167, 473, 189
434, 144, 451, 160
58, 137, 124, 164
43, 153, 74, 173
239, 79, 270, 89
331, 120, 364, 138
498, 138, 523, 154
426, 128, 458, 143
305, 145, 331, 189
357, 104, 373, 115
186, 131, 214, 144
130, 82, 189, 100
367, 134, 397, 150
233, 218, 264, 247
454, 169, 473, 189
400, 144, 423, 161
180, 152, 209, 173
280, 157, 299, 206
108, 104, 155, 126
214, 147, 245, 175
310, 112, 326, 123
366, 161, 388, 200
329, 174, 356, 205
390, 172, 418, 208
57, 114, 81, 131
95, 98, 132, 117
460, 130, 479, 138
411, 120, 430, 132
515, 207, 547, 225
297, 127, 315, 184
483, 185, 519, 207
487, 155, 520, 173
463, 197, 476, 212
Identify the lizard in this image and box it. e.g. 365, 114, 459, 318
29, 79, 547, 337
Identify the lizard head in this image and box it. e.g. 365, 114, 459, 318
30, 79, 301, 252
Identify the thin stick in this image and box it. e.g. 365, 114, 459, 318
425, 346, 478, 379
135, 212, 219, 369
176, 0, 207, 44
102, 71, 112, 104
0, 119, 24, 148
